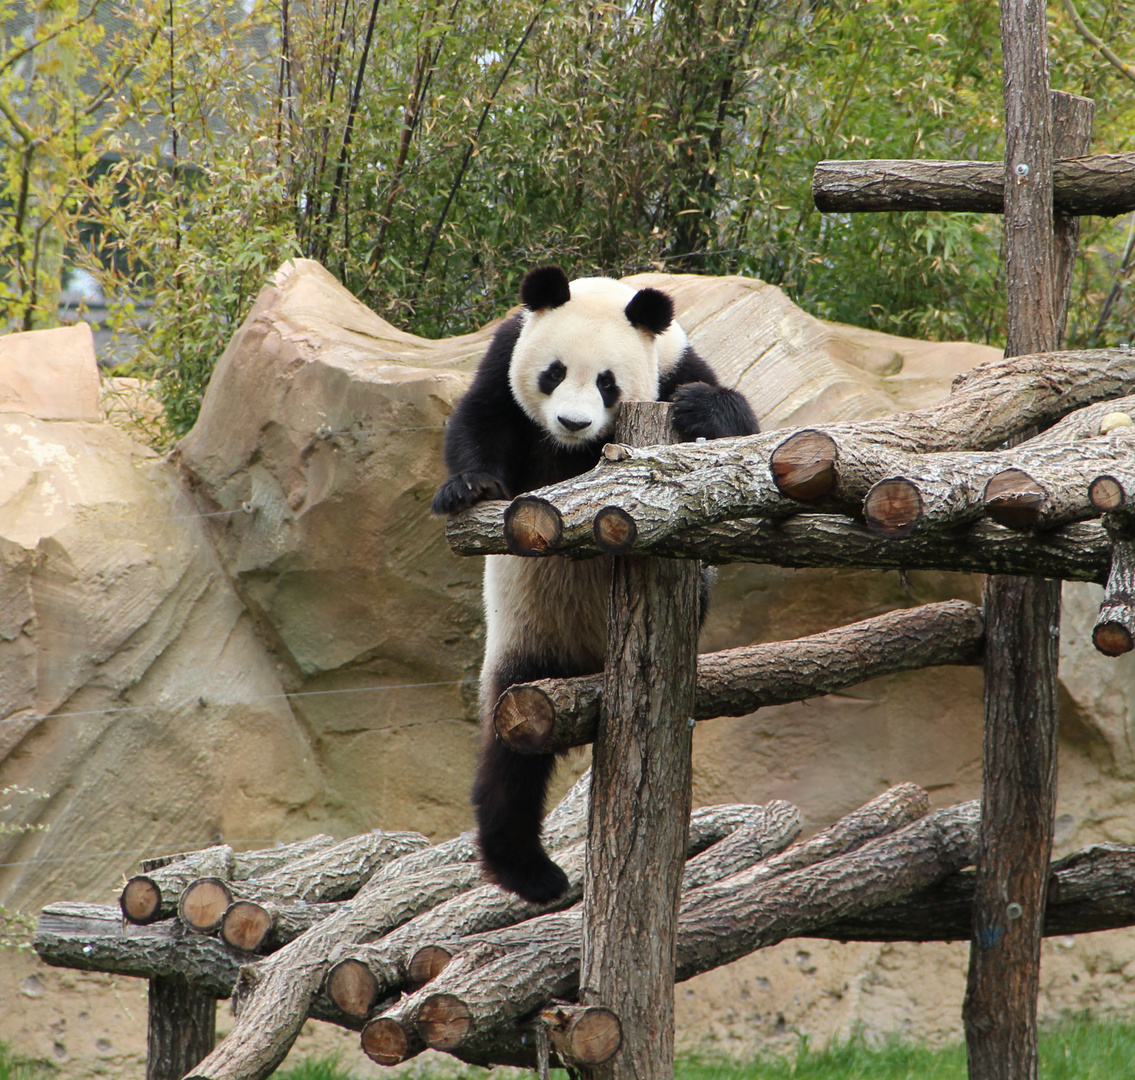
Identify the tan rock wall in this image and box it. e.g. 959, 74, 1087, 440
1, 260, 1133, 1075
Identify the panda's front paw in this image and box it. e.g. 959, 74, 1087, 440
671, 382, 760, 441
432, 472, 510, 515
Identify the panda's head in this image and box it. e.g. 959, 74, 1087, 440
509, 266, 684, 449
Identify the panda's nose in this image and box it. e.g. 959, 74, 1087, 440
558, 416, 591, 432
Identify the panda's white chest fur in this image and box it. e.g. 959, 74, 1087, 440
482, 554, 611, 680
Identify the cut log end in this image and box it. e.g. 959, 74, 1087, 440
504, 497, 563, 556
984, 469, 1051, 532
1089, 475, 1126, 513
770, 430, 838, 501
593, 505, 638, 554
494, 685, 556, 752
864, 478, 922, 537
177, 878, 233, 933
544, 1005, 623, 1067
362, 1017, 418, 1066
220, 901, 274, 953
120, 877, 162, 925
327, 958, 380, 1020
407, 944, 454, 989
415, 992, 473, 1050
1093, 622, 1134, 657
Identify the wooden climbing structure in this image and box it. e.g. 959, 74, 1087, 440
31, 1, 1135, 1078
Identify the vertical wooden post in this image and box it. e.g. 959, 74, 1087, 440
579, 401, 700, 1080
963, 1, 1094, 1072
147, 976, 216, 1080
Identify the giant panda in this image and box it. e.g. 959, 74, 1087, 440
432, 265, 758, 904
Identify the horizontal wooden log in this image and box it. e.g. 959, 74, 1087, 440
220, 900, 340, 954
807, 843, 1135, 940
330, 801, 799, 1024
675, 802, 979, 976
1089, 468, 1135, 537
855, 393, 1135, 538
495, 600, 983, 754
123, 836, 340, 926
176, 830, 429, 934
861, 436, 1128, 537
812, 154, 1135, 216
446, 348, 1135, 558
179, 879, 233, 934
123, 849, 235, 926
1094, 538, 1135, 656
648, 515, 1110, 581
542, 1004, 622, 1068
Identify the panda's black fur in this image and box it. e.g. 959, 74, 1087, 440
433, 266, 758, 904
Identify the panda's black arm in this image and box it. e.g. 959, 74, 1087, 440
433, 314, 530, 514
661, 345, 760, 440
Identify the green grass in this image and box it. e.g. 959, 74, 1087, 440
266, 1019, 1135, 1080
677, 1020, 1135, 1080
0, 1043, 54, 1080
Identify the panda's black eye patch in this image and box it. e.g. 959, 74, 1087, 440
538, 360, 567, 395
596, 370, 620, 408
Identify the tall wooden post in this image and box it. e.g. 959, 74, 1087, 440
579, 402, 700, 1080
147, 976, 216, 1080
963, 1, 1094, 1073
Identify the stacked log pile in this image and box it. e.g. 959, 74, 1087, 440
32, 776, 1135, 1078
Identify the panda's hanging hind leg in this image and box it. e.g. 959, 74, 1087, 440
472, 733, 569, 904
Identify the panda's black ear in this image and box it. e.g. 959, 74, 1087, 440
625, 287, 673, 336
520, 266, 571, 311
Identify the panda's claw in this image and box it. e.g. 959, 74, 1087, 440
431, 471, 510, 515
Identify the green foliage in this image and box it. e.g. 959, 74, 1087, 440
0, 1042, 53, 1080
0, 784, 49, 950
74, 1, 300, 439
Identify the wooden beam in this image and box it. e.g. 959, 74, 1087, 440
580, 401, 700, 1080
813, 152, 1134, 216
494, 601, 984, 755
147, 976, 216, 1080
962, 12, 1093, 1060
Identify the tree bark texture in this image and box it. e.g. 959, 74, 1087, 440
147, 975, 216, 1080
861, 436, 1129, 537
1050, 94, 1096, 340
122, 836, 339, 925
809, 843, 1135, 941
495, 600, 983, 755
677, 803, 979, 978
330, 801, 800, 1024
1093, 538, 1135, 656
181, 773, 594, 1080
361, 800, 975, 1064
964, 43, 1076, 1080
649, 515, 1109, 582
220, 899, 341, 954
446, 347, 1135, 560
811, 152, 1133, 216
177, 830, 429, 931
581, 400, 700, 1080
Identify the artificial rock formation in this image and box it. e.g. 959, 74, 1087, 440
4, 261, 1135, 1076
